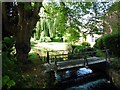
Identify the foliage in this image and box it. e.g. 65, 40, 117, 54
2, 75, 16, 89
94, 37, 104, 50
2, 36, 52, 89
28, 52, 40, 62
103, 33, 120, 57
34, 21, 41, 40
108, 1, 120, 13
94, 32, 120, 57
2, 37, 19, 89
73, 45, 86, 53
34, 2, 68, 42
63, 27, 80, 43
3, 2, 43, 63
96, 49, 106, 58
2, 37, 16, 74
2, 36, 15, 53
103, 2, 120, 33
52, 36, 63, 42
81, 42, 91, 47
2, 51, 51, 89
65, 2, 112, 35
111, 58, 120, 69
33, 1, 113, 43
72, 42, 91, 54
40, 36, 51, 42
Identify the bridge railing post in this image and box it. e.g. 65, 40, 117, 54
47, 51, 50, 64
106, 49, 111, 61
83, 53, 88, 67
54, 55, 58, 67
105, 50, 108, 61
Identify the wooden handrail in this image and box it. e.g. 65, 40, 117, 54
46, 49, 110, 64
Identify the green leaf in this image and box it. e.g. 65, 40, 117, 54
7, 80, 15, 88
2, 75, 10, 86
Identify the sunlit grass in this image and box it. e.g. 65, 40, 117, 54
35, 42, 72, 51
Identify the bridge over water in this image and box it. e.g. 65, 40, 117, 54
43, 49, 118, 90
44, 49, 111, 72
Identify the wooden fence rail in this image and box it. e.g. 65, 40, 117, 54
46, 49, 110, 66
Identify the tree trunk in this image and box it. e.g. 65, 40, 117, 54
2, 2, 43, 64
15, 2, 42, 64
15, 22, 32, 64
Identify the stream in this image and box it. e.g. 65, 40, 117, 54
54, 67, 118, 90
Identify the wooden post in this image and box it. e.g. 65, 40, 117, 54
47, 51, 49, 64
106, 49, 111, 61
54, 56, 57, 66
105, 49, 108, 61
85, 55, 88, 66
83, 53, 88, 66
54, 55, 58, 71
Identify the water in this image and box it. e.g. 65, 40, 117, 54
54, 67, 117, 90
76, 67, 92, 76
67, 79, 111, 90
55, 67, 93, 81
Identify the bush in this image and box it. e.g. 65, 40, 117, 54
72, 45, 94, 54
104, 33, 120, 57
81, 42, 91, 47
94, 37, 104, 50
28, 52, 40, 62
73, 45, 86, 53
52, 36, 63, 42
94, 32, 120, 57
96, 50, 106, 58
2, 75, 16, 89
111, 58, 120, 69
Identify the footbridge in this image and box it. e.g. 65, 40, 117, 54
44, 49, 111, 72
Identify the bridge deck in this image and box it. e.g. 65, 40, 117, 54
44, 57, 107, 72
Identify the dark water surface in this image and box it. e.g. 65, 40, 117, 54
54, 67, 118, 90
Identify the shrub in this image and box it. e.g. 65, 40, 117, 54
73, 45, 94, 53
81, 42, 91, 47
111, 58, 120, 69
94, 32, 120, 57
52, 36, 63, 42
28, 52, 40, 63
73, 45, 85, 53
94, 37, 105, 50
2, 75, 16, 89
105, 33, 120, 57
96, 49, 106, 58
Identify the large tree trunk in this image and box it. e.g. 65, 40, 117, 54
15, 2, 42, 64
2, 2, 42, 64
15, 22, 32, 64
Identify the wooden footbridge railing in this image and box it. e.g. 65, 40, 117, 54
45, 49, 110, 71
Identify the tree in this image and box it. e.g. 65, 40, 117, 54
34, 1, 68, 42
2, 2, 43, 64
103, 1, 120, 34
33, 1, 113, 43
65, 2, 113, 35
